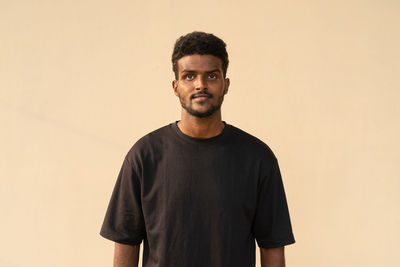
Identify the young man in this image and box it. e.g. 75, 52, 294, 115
100, 31, 295, 267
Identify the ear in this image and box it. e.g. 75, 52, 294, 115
172, 80, 178, 96
223, 78, 230, 95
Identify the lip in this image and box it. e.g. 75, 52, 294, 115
193, 96, 210, 101
192, 93, 211, 99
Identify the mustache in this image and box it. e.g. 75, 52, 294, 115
191, 92, 212, 99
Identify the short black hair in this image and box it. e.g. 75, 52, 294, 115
172, 31, 229, 79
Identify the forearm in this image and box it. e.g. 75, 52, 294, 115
113, 243, 140, 267
260, 246, 285, 267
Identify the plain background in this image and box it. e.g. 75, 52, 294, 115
1, 0, 399, 266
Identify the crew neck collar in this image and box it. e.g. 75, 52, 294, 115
171, 121, 230, 143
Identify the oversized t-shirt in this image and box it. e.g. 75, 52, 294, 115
100, 122, 295, 267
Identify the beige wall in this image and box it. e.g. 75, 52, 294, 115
1, 0, 399, 266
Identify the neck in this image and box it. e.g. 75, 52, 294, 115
178, 110, 224, 138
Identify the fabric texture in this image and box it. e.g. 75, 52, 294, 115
100, 122, 295, 267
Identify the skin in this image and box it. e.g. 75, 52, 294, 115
172, 54, 230, 138
260, 246, 286, 267
113, 243, 139, 267
113, 54, 286, 267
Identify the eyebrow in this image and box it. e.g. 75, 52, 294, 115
181, 69, 221, 74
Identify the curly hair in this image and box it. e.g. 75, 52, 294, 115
172, 31, 229, 79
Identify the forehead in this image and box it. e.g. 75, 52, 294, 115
177, 54, 223, 72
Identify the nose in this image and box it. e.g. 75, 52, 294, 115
195, 76, 207, 91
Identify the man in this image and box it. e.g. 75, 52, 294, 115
100, 31, 295, 267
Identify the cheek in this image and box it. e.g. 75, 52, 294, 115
176, 89, 188, 100
177, 85, 192, 95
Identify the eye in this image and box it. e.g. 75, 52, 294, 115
185, 74, 195, 80
208, 73, 217, 79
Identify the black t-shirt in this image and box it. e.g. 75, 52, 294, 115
100, 122, 295, 267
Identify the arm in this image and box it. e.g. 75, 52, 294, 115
113, 242, 140, 267
260, 246, 285, 267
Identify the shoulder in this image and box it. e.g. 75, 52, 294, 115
228, 124, 277, 161
125, 123, 173, 162
228, 124, 282, 179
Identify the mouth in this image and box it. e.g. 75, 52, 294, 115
192, 93, 212, 101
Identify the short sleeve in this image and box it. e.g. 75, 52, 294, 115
252, 158, 295, 248
100, 156, 145, 245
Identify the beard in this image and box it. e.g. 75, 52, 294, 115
179, 93, 225, 118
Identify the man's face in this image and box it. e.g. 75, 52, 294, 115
173, 54, 230, 118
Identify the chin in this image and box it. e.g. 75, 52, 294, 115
181, 101, 221, 118
189, 108, 219, 118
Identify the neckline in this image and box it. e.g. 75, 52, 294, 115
171, 121, 230, 143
